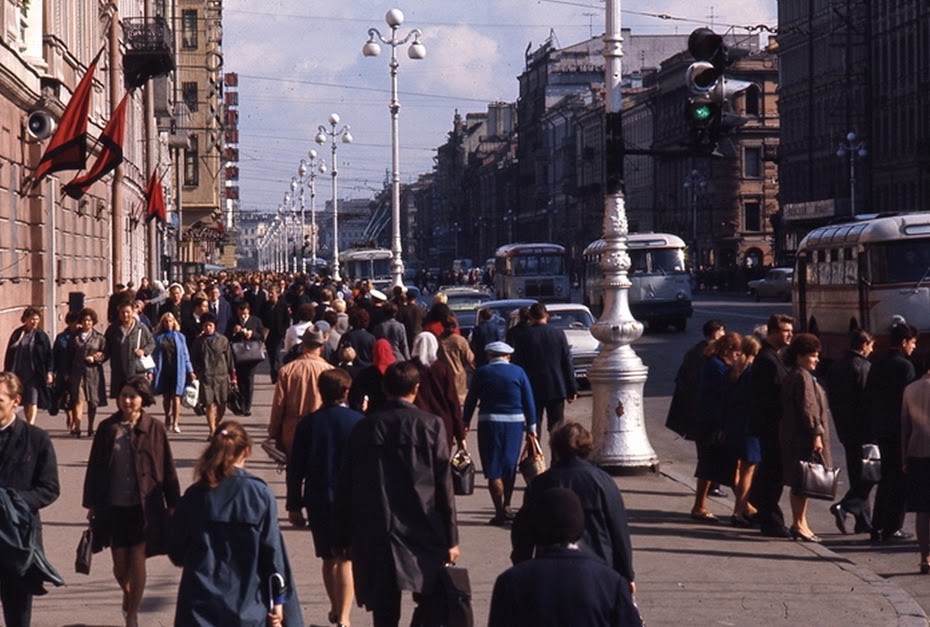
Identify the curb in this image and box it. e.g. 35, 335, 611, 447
657, 465, 929, 626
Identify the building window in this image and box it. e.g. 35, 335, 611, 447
184, 135, 199, 186
744, 201, 761, 232
745, 86, 761, 116
181, 10, 197, 49
182, 82, 198, 112
744, 147, 762, 178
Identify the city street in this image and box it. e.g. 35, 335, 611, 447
26, 295, 930, 626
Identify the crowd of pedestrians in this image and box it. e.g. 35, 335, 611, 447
668, 313, 930, 571
0, 271, 641, 627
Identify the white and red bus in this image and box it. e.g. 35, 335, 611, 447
793, 213, 930, 358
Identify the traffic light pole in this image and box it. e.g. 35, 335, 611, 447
589, 0, 658, 472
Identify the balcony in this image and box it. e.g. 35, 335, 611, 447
123, 17, 175, 89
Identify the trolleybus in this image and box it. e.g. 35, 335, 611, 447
339, 247, 393, 288
493, 243, 569, 302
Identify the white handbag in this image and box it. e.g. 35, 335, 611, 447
182, 379, 201, 409
133, 332, 156, 371
861, 443, 882, 483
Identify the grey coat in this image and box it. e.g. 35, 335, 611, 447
191, 334, 235, 404
373, 318, 410, 361
104, 322, 155, 397
68, 329, 108, 408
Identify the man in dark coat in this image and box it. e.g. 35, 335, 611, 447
512, 303, 577, 432
260, 285, 291, 384
748, 313, 794, 538
226, 301, 266, 416
206, 284, 233, 335
826, 329, 876, 535
372, 302, 410, 362
396, 291, 424, 349
665, 319, 725, 439
470, 307, 505, 368
511, 422, 635, 587
0, 371, 60, 627
867, 322, 918, 543
491, 488, 641, 627
334, 361, 460, 627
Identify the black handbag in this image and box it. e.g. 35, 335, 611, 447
75, 526, 93, 574
231, 339, 267, 365
411, 565, 474, 627
797, 451, 840, 500
228, 383, 246, 416
450, 448, 475, 496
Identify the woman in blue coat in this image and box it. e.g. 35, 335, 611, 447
152, 312, 193, 433
168, 420, 302, 627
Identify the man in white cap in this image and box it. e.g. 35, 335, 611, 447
269, 324, 334, 458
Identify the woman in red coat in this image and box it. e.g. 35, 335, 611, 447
411, 332, 466, 449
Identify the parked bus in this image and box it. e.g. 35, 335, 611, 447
339, 247, 392, 288
582, 233, 693, 331
794, 213, 930, 359
493, 243, 569, 302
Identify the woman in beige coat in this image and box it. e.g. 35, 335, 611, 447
780, 333, 832, 542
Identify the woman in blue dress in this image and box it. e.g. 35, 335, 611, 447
152, 312, 193, 433
169, 420, 302, 626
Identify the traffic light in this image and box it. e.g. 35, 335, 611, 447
684, 27, 754, 151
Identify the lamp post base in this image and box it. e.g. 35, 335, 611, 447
589, 344, 658, 472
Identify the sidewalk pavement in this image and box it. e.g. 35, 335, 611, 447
30, 376, 928, 626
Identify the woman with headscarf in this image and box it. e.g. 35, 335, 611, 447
348, 339, 395, 414
411, 332, 465, 449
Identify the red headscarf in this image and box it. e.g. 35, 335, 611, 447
372, 338, 396, 375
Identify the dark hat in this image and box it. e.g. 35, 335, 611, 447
534, 487, 585, 545
200, 312, 217, 325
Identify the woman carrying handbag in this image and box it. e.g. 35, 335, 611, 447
780, 333, 834, 543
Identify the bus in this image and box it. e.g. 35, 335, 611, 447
339, 247, 392, 288
582, 233, 693, 331
493, 243, 569, 302
794, 213, 930, 359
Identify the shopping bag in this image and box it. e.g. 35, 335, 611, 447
518, 436, 546, 484
75, 526, 93, 575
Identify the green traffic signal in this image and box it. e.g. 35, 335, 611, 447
691, 104, 713, 122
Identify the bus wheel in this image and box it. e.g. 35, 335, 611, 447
673, 318, 687, 332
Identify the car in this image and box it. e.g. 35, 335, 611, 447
748, 268, 794, 302
438, 286, 493, 335
502, 302, 599, 387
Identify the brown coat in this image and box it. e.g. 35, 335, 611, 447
82, 411, 181, 556
780, 367, 833, 489
269, 352, 333, 455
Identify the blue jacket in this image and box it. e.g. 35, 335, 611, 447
152, 330, 194, 396
463, 359, 537, 428
286, 404, 364, 511
168, 469, 303, 627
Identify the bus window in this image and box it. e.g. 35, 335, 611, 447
629, 250, 647, 274
650, 249, 685, 273
868, 240, 930, 283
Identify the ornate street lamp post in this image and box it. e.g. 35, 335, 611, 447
589, 0, 658, 471
837, 131, 867, 217
363, 8, 426, 288
298, 150, 326, 274
683, 169, 707, 268
315, 113, 353, 282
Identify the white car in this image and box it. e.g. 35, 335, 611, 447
748, 268, 794, 302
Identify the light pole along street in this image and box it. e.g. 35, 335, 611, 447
315, 113, 353, 282
363, 7, 426, 289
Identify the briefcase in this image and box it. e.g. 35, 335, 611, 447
450, 448, 475, 496
411, 565, 474, 627
797, 451, 840, 500
75, 526, 93, 575
231, 339, 267, 365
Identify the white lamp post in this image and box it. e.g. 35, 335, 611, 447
589, 0, 658, 471
300, 149, 326, 274
315, 113, 353, 282
363, 8, 426, 289
837, 131, 867, 217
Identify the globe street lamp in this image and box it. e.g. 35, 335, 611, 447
315, 113, 353, 282
363, 8, 426, 288
298, 150, 326, 274
837, 131, 867, 217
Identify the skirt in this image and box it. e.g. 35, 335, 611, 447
906, 457, 930, 513
694, 440, 738, 487
477, 420, 524, 481
307, 499, 336, 559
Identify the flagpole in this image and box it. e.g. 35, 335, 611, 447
108, 1, 123, 285
143, 0, 158, 282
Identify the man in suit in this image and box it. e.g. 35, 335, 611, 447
512, 303, 577, 432
260, 285, 291, 384
226, 301, 266, 416
490, 488, 641, 627
395, 291, 424, 350
243, 279, 267, 315
748, 313, 793, 538
181, 297, 209, 347
470, 307, 505, 368
334, 361, 459, 627
207, 284, 233, 335
868, 322, 918, 543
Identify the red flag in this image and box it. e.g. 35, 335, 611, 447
30, 48, 103, 189
63, 90, 131, 200
144, 169, 166, 223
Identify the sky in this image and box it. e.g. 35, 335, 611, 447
223, 0, 777, 214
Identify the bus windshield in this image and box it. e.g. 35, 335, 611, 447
510, 255, 564, 276
868, 240, 930, 284
629, 249, 686, 274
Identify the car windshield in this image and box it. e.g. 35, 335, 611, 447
446, 292, 490, 311
547, 309, 594, 329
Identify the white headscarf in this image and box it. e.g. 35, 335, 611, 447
411, 331, 439, 367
